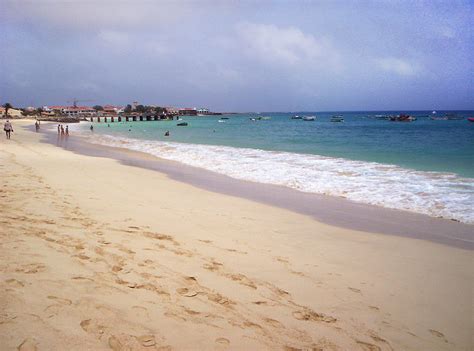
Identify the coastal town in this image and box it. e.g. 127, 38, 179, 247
0, 101, 222, 121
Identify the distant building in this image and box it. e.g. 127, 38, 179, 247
197, 108, 209, 115
164, 106, 179, 115
101, 105, 119, 116
179, 107, 197, 116
64, 106, 96, 117
47, 105, 96, 117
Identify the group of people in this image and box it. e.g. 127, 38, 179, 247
3, 120, 13, 139
57, 124, 69, 136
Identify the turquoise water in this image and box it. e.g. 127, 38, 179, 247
73, 111, 474, 223
87, 111, 474, 177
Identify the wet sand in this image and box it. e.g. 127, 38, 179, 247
43, 123, 474, 250
0, 120, 472, 350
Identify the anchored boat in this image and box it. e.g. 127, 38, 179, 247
330, 115, 344, 122
389, 114, 416, 122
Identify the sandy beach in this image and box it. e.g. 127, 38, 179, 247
1, 120, 472, 350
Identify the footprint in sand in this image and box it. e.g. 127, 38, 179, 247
184, 276, 198, 283
71, 276, 94, 282
5, 279, 24, 288
144, 232, 176, 244
215, 337, 230, 346
348, 287, 362, 294
0, 312, 17, 324
264, 318, 283, 328
111, 265, 123, 273
17, 338, 38, 351
275, 256, 290, 264
47, 296, 72, 305
137, 334, 156, 347
203, 261, 223, 272
429, 329, 448, 343
109, 333, 159, 350
356, 340, 382, 351
108, 335, 123, 351
16, 263, 46, 274
228, 274, 257, 289
243, 321, 264, 333
80, 319, 107, 337
292, 309, 337, 323
75, 253, 90, 261
284, 346, 303, 351
176, 287, 199, 297
207, 292, 234, 307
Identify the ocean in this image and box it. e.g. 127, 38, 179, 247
69, 111, 474, 224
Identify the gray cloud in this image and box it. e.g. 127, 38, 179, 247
1, 0, 472, 110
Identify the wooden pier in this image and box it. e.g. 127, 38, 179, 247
89, 115, 174, 123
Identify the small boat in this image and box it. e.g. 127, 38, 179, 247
218, 119, 226, 123
177, 122, 188, 126
389, 114, 415, 122
220, 117, 229, 120
302, 116, 315, 121
291, 115, 302, 119
468, 118, 474, 123
430, 116, 448, 120
330, 115, 344, 122
249, 118, 257, 121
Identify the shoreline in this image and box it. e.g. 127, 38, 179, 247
41, 122, 473, 250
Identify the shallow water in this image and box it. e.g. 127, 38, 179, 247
70, 111, 474, 224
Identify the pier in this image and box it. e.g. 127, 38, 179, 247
88, 115, 174, 123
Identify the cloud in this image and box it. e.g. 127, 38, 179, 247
236, 23, 341, 70
374, 57, 420, 76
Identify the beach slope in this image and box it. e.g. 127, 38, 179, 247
0, 122, 472, 350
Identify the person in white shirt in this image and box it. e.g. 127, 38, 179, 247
4, 120, 13, 139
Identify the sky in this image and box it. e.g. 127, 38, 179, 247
1, 0, 472, 112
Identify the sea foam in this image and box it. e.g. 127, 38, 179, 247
79, 131, 474, 224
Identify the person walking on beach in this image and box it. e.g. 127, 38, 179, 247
90, 125, 94, 132
65, 125, 69, 136
57, 124, 61, 134
4, 120, 13, 139
35, 120, 40, 132
60, 125, 65, 136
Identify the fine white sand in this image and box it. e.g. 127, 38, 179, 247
1, 121, 472, 350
